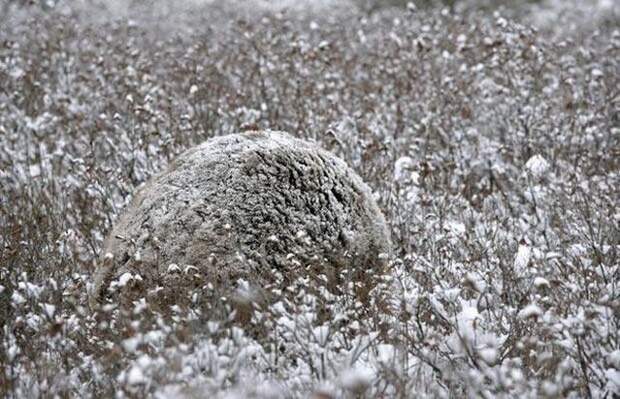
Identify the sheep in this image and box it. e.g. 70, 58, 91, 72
90, 131, 390, 310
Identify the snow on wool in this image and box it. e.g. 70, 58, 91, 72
91, 131, 390, 308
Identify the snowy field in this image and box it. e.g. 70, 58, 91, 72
1, 0, 619, 397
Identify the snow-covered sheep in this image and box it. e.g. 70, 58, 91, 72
90, 131, 390, 309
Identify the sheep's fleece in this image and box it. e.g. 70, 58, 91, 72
91, 131, 390, 307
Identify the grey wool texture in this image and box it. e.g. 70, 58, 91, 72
91, 131, 390, 308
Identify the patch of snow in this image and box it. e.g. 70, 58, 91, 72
167, 264, 181, 273
11, 292, 26, 306
608, 350, 620, 369
479, 347, 497, 364
605, 369, 620, 395
340, 366, 374, 392
123, 336, 141, 353
525, 154, 550, 178
117, 272, 134, 287
127, 365, 146, 385
41, 303, 56, 318
518, 304, 542, 319
533, 277, 550, 288
456, 300, 481, 341
376, 344, 395, 364
444, 221, 466, 237
514, 243, 531, 272
29, 164, 41, 178
394, 156, 415, 183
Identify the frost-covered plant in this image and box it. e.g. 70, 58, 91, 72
1, 0, 618, 397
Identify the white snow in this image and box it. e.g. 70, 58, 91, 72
518, 304, 543, 319
608, 350, 620, 368
7, 345, 19, 362
29, 164, 41, 178
444, 221, 466, 237
127, 365, 147, 385
394, 156, 415, 183
533, 277, 550, 288
376, 344, 396, 364
479, 347, 497, 364
41, 303, 56, 318
313, 325, 330, 347
167, 264, 181, 273
123, 336, 141, 353
117, 272, 134, 287
11, 292, 26, 306
340, 366, 374, 392
525, 154, 550, 178
605, 369, 620, 394
2, 1, 617, 397
514, 243, 531, 272
456, 300, 481, 341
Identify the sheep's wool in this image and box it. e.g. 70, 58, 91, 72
91, 131, 390, 307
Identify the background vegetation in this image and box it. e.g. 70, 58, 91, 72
1, 0, 618, 397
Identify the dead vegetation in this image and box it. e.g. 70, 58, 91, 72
0, 0, 618, 397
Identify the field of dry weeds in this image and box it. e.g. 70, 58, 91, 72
1, 0, 619, 397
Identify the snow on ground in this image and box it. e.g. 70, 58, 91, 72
0, 0, 618, 397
